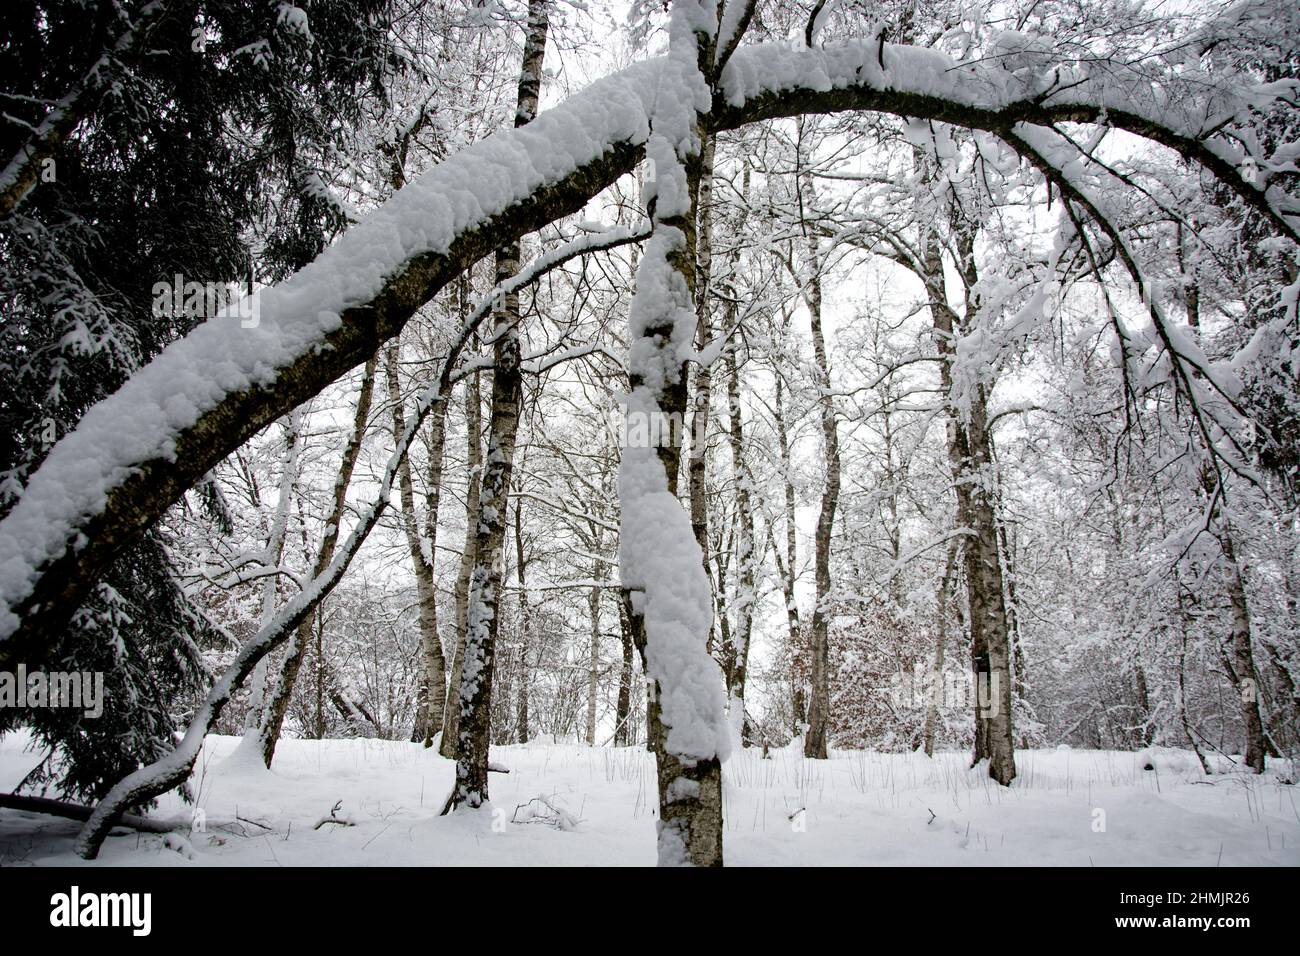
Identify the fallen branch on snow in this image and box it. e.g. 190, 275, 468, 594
512, 795, 580, 830
0, 792, 188, 834
313, 800, 356, 830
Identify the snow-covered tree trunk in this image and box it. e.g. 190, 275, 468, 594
421, 398, 451, 747
921, 221, 1016, 785
963, 433, 1016, 782
619, 0, 729, 866
802, 266, 837, 760
448, 364, 517, 805
998, 517, 1029, 736
1262, 571, 1300, 752
448, 0, 550, 810
717, 157, 754, 744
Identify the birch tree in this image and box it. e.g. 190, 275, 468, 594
448, 0, 550, 810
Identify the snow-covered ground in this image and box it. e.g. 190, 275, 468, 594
1, 732, 1295, 866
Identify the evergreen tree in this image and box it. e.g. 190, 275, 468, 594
0, 0, 395, 802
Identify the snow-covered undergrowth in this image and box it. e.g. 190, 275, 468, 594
0, 732, 1295, 866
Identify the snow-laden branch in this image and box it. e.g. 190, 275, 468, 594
1001, 123, 1259, 482
714, 40, 1300, 244
0, 63, 660, 663
2, 36, 1293, 666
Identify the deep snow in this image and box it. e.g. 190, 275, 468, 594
1, 731, 1295, 866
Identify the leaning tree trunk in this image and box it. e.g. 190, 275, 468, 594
4, 37, 1292, 673
447, 0, 549, 810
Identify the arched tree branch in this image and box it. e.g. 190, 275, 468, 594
1, 40, 1293, 665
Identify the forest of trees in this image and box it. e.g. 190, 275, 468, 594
0, 0, 1297, 868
